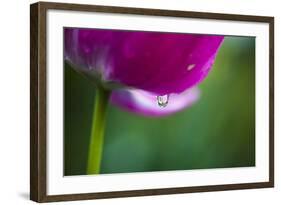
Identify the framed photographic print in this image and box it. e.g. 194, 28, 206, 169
30, 1, 274, 202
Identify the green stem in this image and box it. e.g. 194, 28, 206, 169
87, 86, 111, 175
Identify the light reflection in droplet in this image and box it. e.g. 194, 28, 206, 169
157, 95, 169, 107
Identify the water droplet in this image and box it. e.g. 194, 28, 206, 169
157, 95, 169, 107
187, 64, 196, 71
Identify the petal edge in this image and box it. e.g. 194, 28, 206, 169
111, 87, 200, 117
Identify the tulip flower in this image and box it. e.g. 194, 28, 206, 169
64, 28, 224, 174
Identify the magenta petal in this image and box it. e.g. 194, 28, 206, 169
111, 87, 200, 117
65, 28, 224, 95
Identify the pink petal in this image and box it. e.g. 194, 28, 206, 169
65, 28, 223, 95
111, 87, 200, 117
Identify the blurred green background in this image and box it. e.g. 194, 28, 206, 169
64, 36, 255, 176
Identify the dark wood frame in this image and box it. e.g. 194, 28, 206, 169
30, 1, 274, 203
